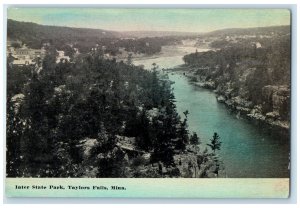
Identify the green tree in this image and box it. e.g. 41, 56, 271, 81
176, 110, 189, 151
207, 132, 222, 153
126, 53, 133, 65
190, 132, 200, 145
11, 42, 21, 48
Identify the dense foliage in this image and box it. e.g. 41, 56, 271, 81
7, 48, 199, 177
7, 19, 180, 55
183, 34, 290, 111
7, 19, 119, 49
200, 25, 290, 39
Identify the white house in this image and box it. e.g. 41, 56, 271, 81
56, 50, 70, 63
255, 42, 262, 48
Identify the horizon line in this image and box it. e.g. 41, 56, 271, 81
7, 19, 290, 35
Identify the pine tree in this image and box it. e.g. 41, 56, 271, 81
207, 132, 222, 153
190, 132, 200, 145
176, 110, 189, 151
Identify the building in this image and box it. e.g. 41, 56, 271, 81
56, 50, 71, 63
255, 42, 262, 48
12, 59, 35, 66
7, 44, 46, 67
13, 45, 46, 60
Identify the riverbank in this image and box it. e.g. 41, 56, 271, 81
129, 44, 289, 177
167, 65, 290, 139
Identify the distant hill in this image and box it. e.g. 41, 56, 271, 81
121, 30, 201, 38
7, 19, 121, 49
7, 19, 201, 49
201, 25, 290, 37
7, 19, 290, 50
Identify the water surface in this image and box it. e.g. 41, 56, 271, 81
133, 45, 290, 177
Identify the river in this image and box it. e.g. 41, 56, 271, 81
132, 45, 290, 178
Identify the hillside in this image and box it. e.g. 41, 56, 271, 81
7, 19, 188, 54
7, 19, 121, 49
202, 25, 290, 38
7, 42, 222, 177
121, 30, 200, 38
182, 29, 291, 135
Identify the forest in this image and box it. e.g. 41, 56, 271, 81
7, 46, 221, 178
183, 33, 291, 129
199, 25, 290, 39
7, 19, 119, 49
7, 19, 182, 55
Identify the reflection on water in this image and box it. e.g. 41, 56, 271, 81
170, 73, 289, 178
133, 45, 290, 178
133, 45, 210, 69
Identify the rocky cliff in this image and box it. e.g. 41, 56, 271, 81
182, 34, 291, 137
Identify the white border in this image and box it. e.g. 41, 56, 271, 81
0, 0, 299, 207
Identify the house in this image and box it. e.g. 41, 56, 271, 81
12, 59, 35, 66
255, 42, 262, 48
56, 50, 70, 63
56, 57, 70, 63
14, 47, 32, 59
57, 50, 65, 57
10, 45, 45, 66
14, 45, 45, 60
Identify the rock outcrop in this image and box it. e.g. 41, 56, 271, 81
182, 32, 290, 138
181, 63, 290, 136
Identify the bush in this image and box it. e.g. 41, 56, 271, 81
131, 156, 146, 167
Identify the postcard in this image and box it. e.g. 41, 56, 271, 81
5, 7, 291, 198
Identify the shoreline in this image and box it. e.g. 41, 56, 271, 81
166, 65, 290, 140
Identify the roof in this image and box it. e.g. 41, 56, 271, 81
13, 59, 35, 65
11, 93, 25, 102
13, 60, 27, 65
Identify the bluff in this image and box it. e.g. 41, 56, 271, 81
182, 31, 290, 136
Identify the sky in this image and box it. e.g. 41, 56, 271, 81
7, 8, 291, 33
